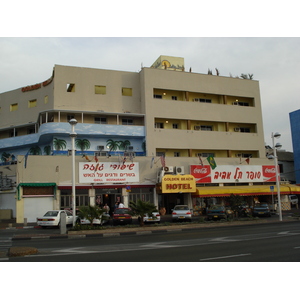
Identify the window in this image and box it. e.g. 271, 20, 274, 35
174, 152, 180, 157
28, 99, 37, 108
172, 96, 177, 100
172, 123, 179, 129
153, 94, 162, 99
27, 128, 35, 134
44, 95, 48, 104
201, 125, 213, 131
66, 83, 75, 92
95, 117, 107, 124
122, 118, 133, 125
194, 98, 212, 103
201, 153, 215, 157
155, 122, 164, 128
67, 115, 75, 121
122, 87, 132, 96
240, 127, 250, 133
10, 103, 18, 112
95, 85, 106, 94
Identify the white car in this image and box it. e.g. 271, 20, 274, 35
79, 212, 110, 225
37, 210, 76, 227
172, 205, 192, 222
142, 212, 161, 223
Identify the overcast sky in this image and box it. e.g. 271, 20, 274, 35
1, 2, 300, 153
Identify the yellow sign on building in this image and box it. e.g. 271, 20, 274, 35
161, 174, 196, 193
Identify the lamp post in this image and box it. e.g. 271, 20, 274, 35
69, 118, 78, 226
271, 132, 282, 221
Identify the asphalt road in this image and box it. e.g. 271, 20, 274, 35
3, 221, 300, 262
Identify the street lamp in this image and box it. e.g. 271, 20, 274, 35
270, 132, 282, 221
69, 118, 78, 226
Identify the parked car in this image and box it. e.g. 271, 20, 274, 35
207, 205, 227, 220
139, 212, 161, 223
37, 210, 76, 228
79, 212, 110, 226
289, 195, 298, 205
113, 208, 132, 225
252, 204, 271, 217
172, 205, 192, 222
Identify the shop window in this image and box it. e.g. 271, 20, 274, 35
122, 87, 132, 96
28, 99, 37, 108
95, 85, 106, 94
10, 103, 18, 112
66, 83, 75, 92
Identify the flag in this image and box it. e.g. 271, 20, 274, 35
24, 152, 29, 168
150, 156, 155, 168
207, 155, 217, 170
245, 157, 250, 164
198, 155, 203, 166
160, 155, 166, 168
94, 155, 98, 163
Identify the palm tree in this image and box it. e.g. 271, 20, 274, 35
118, 140, 131, 150
43, 145, 51, 155
77, 205, 108, 227
1, 152, 11, 162
75, 138, 91, 154
106, 139, 119, 152
128, 199, 158, 226
53, 138, 67, 151
29, 146, 42, 155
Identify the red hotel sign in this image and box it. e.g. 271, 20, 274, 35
190, 165, 279, 184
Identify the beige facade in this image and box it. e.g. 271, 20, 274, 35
1, 56, 278, 223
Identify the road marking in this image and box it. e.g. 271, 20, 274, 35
209, 237, 239, 242
200, 253, 252, 261
53, 247, 99, 254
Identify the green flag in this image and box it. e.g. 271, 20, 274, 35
207, 155, 217, 170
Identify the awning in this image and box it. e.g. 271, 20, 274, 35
18, 183, 56, 187
17, 183, 57, 200
193, 184, 300, 197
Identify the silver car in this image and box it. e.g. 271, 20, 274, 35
172, 205, 192, 222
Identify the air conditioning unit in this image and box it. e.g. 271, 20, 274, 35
127, 146, 134, 151
175, 166, 185, 174
95, 151, 107, 157
234, 127, 240, 132
97, 145, 104, 150
194, 126, 201, 130
164, 166, 174, 173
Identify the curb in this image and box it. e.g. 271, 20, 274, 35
11, 218, 300, 241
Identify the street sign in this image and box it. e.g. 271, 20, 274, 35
270, 186, 274, 191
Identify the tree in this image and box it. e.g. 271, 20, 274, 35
118, 140, 131, 150
29, 146, 42, 155
77, 205, 109, 226
106, 139, 119, 152
227, 194, 244, 218
53, 138, 67, 151
128, 199, 158, 226
1, 152, 11, 162
43, 145, 51, 155
75, 138, 91, 154
240, 73, 254, 80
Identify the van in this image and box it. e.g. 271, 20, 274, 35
288, 195, 298, 205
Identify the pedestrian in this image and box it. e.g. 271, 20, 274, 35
118, 202, 125, 208
103, 203, 110, 214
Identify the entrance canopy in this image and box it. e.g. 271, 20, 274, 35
193, 184, 300, 197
